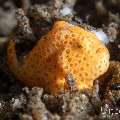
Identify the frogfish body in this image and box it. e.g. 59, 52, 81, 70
7, 21, 110, 94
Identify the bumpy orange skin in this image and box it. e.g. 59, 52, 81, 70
7, 21, 110, 94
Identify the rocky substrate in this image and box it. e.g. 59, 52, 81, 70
0, 0, 120, 120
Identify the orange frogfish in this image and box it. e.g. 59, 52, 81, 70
7, 21, 110, 94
